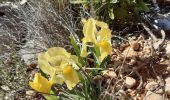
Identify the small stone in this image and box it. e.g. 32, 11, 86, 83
93, 75, 103, 83
130, 90, 136, 97
166, 43, 170, 58
26, 90, 36, 96
128, 58, 136, 65
102, 70, 117, 78
145, 81, 158, 91
165, 76, 170, 96
127, 89, 133, 92
20, 0, 27, 5
108, 71, 117, 78
156, 89, 163, 94
132, 42, 140, 51
115, 84, 121, 91
118, 89, 126, 97
1, 85, 10, 91
125, 77, 136, 89
144, 91, 163, 100
167, 66, 170, 72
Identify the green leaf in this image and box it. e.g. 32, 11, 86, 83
70, 55, 82, 69
110, 0, 117, 3
114, 8, 128, 18
139, 2, 149, 12
43, 91, 59, 100
70, 0, 87, 4
88, 46, 100, 67
94, 44, 101, 58
70, 35, 86, 66
109, 8, 114, 20
100, 55, 111, 68
70, 35, 81, 56
43, 94, 59, 100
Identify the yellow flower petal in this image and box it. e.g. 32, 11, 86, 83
99, 52, 108, 62
81, 18, 87, 24
96, 20, 108, 28
80, 42, 88, 57
83, 18, 97, 43
97, 41, 112, 62
81, 37, 86, 43
50, 73, 64, 85
47, 47, 71, 58
29, 73, 52, 93
63, 66, 79, 90
97, 28, 112, 41
98, 41, 112, 54
70, 55, 81, 70
38, 52, 56, 76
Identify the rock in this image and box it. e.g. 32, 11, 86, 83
0, 0, 71, 61
167, 66, 170, 72
132, 42, 140, 51
19, 40, 46, 66
166, 43, 170, 58
145, 81, 158, 91
165, 76, 170, 96
26, 90, 36, 96
116, 89, 127, 99
125, 77, 136, 89
144, 91, 163, 100
93, 75, 103, 83
1, 85, 10, 91
108, 71, 117, 78
102, 70, 117, 78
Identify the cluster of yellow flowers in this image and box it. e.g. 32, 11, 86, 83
80, 18, 112, 62
29, 47, 80, 93
29, 18, 112, 96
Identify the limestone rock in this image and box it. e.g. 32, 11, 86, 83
165, 76, 170, 96
125, 77, 136, 89
145, 81, 158, 91
144, 91, 163, 100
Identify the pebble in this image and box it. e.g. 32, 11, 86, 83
132, 42, 140, 51
108, 71, 117, 78
1, 85, 10, 91
125, 77, 136, 89
165, 76, 170, 96
144, 91, 163, 100
19, 40, 45, 66
166, 43, 170, 58
102, 70, 117, 78
145, 81, 158, 91
26, 90, 36, 96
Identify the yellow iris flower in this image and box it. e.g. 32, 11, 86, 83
38, 47, 80, 90
80, 18, 112, 62
29, 73, 52, 93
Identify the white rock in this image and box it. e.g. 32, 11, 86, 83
1, 85, 10, 91
26, 90, 35, 96
108, 71, 117, 78
144, 91, 163, 100
166, 43, 170, 57
145, 81, 158, 91
20, 0, 27, 5
125, 77, 136, 89
19, 40, 46, 65
165, 76, 170, 96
